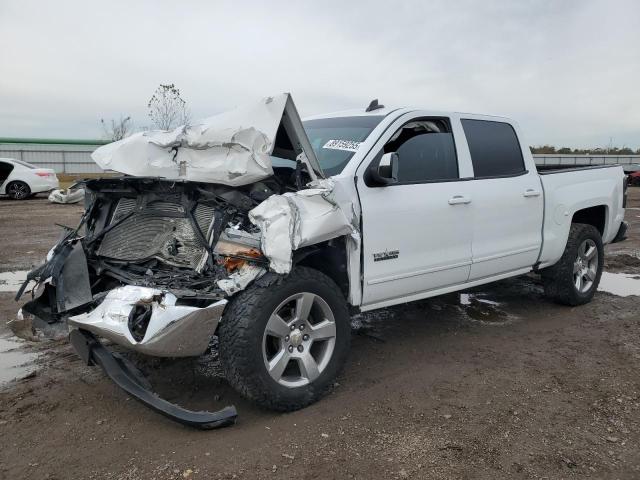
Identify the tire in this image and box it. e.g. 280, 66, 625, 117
541, 223, 604, 306
6, 181, 31, 200
218, 266, 350, 412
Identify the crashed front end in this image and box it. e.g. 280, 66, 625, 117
14, 93, 357, 427
17, 176, 277, 356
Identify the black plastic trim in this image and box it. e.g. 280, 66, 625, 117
367, 169, 531, 187
538, 164, 622, 175
69, 329, 237, 430
612, 221, 628, 244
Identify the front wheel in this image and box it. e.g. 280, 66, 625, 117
218, 267, 350, 411
541, 223, 604, 306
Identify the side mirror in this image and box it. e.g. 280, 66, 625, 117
375, 152, 398, 185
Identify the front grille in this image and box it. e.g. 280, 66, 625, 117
97, 199, 216, 269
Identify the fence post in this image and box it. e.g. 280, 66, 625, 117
61, 151, 67, 174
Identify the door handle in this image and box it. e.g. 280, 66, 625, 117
523, 189, 541, 197
448, 195, 472, 205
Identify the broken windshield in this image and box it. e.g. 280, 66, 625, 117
303, 116, 384, 176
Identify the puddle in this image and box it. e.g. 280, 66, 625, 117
0, 270, 28, 293
458, 292, 512, 324
598, 272, 640, 297
0, 335, 40, 386
351, 309, 396, 341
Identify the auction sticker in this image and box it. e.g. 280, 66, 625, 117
323, 139, 362, 152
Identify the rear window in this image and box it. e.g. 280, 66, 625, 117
10, 159, 36, 169
461, 119, 525, 177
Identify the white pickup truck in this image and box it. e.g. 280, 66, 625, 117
16, 94, 628, 428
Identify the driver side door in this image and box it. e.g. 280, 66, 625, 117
357, 114, 474, 308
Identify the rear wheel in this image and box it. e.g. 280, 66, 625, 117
6, 181, 31, 200
218, 267, 350, 411
541, 223, 603, 306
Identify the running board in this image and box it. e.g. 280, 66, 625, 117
69, 329, 237, 430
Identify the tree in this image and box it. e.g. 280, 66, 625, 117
100, 115, 133, 141
147, 83, 191, 130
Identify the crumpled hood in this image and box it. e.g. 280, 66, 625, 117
92, 93, 323, 186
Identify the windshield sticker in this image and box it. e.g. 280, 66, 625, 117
323, 139, 362, 152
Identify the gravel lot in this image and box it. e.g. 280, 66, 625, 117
1, 188, 639, 479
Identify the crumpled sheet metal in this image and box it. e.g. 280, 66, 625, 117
48, 188, 85, 204
217, 264, 266, 295
68, 286, 227, 357
91, 94, 291, 186
249, 179, 356, 274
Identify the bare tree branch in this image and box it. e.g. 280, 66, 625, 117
147, 83, 191, 130
100, 115, 133, 141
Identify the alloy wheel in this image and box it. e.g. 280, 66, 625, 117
573, 238, 598, 293
262, 292, 337, 388
8, 182, 29, 199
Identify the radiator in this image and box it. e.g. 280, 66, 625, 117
97, 198, 216, 270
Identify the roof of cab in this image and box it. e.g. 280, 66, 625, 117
303, 106, 412, 121
303, 103, 512, 123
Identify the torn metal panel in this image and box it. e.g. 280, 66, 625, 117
217, 264, 266, 295
68, 286, 227, 357
249, 179, 356, 274
91, 93, 323, 186
48, 188, 85, 204
248, 195, 295, 274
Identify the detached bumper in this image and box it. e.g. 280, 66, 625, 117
68, 286, 227, 357
70, 329, 237, 429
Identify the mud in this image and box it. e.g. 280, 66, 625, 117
0, 189, 639, 479
0, 335, 39, 385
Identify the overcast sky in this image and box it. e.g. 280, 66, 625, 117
1, 0, 639, 148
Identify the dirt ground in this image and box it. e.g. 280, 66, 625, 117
1, 188, 640, 480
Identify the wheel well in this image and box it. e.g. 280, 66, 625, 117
572, 205, 606, 235
293, 237, 349, 300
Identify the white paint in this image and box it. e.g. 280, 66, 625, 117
0, 271, 28, 293
598, 272, 640, 297
217, 264, 266, 295
48, 187, 85, 204
68, 286, 228, 357
249, 178, 355, 274
91, 93, 321, 186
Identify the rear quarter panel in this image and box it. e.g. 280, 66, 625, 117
538, 166, 625, 267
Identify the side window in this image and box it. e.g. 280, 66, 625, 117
0, 161, 14, 185
382, 119, 458, 183
461, 119, 525, 177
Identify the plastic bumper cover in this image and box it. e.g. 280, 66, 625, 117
67, 286, 228, 357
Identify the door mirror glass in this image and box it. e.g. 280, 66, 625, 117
375, 152, 398, 185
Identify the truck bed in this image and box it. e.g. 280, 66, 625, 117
537, 165, 626, 268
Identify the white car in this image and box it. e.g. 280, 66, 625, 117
0, 158, 59, 200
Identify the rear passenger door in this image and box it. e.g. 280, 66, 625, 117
460, 118, 544, 280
